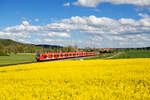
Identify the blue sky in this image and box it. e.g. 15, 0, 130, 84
0, 0, 150, 48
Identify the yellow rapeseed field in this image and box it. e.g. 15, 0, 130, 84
0, 58, 150, 100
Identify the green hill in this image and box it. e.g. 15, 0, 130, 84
0, 38, 79, 56
0, 38, 85, 56
0, 38, 45, 56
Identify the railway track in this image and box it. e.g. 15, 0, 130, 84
0, 55, 98, 67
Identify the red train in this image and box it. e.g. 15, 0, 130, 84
36, 52, 98, 61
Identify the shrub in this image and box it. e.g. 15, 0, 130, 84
0, 50, 7, 56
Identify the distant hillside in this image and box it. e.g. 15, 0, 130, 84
0, 38, 33, 48
101, 47, 150, 50
0, 38, 63, 55
36, 44, 63, 49
0, 38, 84, 56
0, 38, 42, 55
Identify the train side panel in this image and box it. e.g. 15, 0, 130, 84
36, 52, 98, 61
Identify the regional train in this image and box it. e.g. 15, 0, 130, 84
36, 52, 98, 62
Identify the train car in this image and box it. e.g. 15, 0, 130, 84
36, 52, 98, 62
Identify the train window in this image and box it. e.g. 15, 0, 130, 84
49, 55, 52, 57
36, 54, 40, 57
43, 55, 47, 58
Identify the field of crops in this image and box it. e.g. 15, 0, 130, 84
0, 59, 150, 100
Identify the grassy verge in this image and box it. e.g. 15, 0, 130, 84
84, 49, 150, 60
112, 49, 150, 59
84, 56, 101, 60
84, 53, 114, 60
0, 53, 35, 66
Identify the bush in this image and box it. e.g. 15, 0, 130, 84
0, 50, 7, 56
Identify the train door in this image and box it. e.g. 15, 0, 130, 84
52, 53, 54, 59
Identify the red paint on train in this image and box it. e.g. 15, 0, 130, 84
36, 52, 98, 61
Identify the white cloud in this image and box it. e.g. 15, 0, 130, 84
138, 13, 150, 18
4, 24, 40, 32
0, 31, 30, 41
44, 38, 54, 42
119, 41, 145, 47
106, 34, 150, 42
22, 20, 30, 26
1, 13, 150, 47
40, 32, 70, 38
107, 36, 126, 41
33, 39, 41, 43
73, 0, 150, 9
2, 14, 150, 36
18, 39, 26, 43
60, 14, 150, 35
92, 8, 101, 12
34, 18, 39, 22
63, 2, 70, 7
44, 38, 64, 43
0, 31, 5, 36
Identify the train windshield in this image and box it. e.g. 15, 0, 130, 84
36, 54, 40, 57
